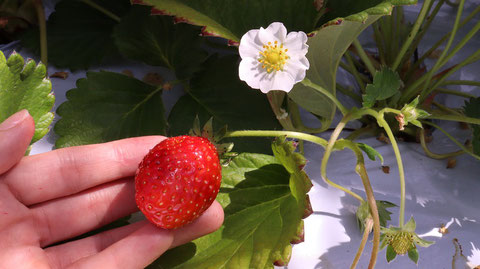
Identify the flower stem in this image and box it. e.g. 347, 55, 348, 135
350, 218, 372, 269
301, 78, 348, 115
421, 121, 480, 161
392, 0, 433, 71
419, 128, 465, 159
81, 0, 121, 22
267, 91, 296, 130
352, 145, 380, 269
352, 39, 377, 76
321, 116, 364, 202
224, 130, 327, 147
363, 109, 406, 227
32, 0, 47, 66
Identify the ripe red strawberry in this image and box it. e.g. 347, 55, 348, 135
135, 135, 222, 229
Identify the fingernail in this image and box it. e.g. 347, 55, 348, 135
0, 110, 30, 131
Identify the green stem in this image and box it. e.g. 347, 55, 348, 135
432, 101, 463, 116
32, 0, 47, 66
421, 121, 480, 160
439, 21, 480, 68
392, 0, 433, 71
225, 130, 327, 147
266, 91, 296, 131
434, 88, 476, 99
364, 109, 406, 227
81, 0, 121, 22
427, 111, 480, 125
346, 126, 376, 141
403, 49, 480, 104
421, 50, 480, 102
288, 98, 327, 133
320, 117, 365, 202
372, 22, 386, 66
350, 218, 372, 269
407, 4, 480, 81
419, 128, 465, 159
419, 0, 466, 99
339, 60, 370, 83
402, 0, 444, 79
344, 52, 367, 93
352, 39, 377, 76
336, 83, 362, 103
441, 80, 480, 87
301, 78, 348, 115
352, 144, 380, 269
225, 129, 364, 202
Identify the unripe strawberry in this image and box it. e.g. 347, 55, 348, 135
135, 135, 222, 229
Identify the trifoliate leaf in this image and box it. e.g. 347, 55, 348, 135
0, 51, 54, 144
113, 6, 207, 80
407, 248, 419, 264
362, 67, 403, 108
54, 71, 166, 148
152, 149, 311, 268
386, 244, 397, 263
167, 55, 281, 153
357, 142, 384, 164
21, 0, 130, 70
464, 97, 480, 155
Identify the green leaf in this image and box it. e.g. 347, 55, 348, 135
136, 0, 319, 42
407, 248, 419, 264
356, 200, 396, 231
22, 0, 130, 70
167, 55, 281, 153
153, 149, 310, 268
357, 142, 384, 164
318, 0, 417, 26
113, 6, 207, 80
0, 51, 54, 144
377, 200, 396, 227
54, 71, 166, 148
386, 244, 397, 263
289, 16, 383, 131
464, 97, 480, 155
362, 67, 403, 108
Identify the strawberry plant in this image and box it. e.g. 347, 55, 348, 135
1, 0, 479, 268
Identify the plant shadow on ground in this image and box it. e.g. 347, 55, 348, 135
310, 186, 480, 268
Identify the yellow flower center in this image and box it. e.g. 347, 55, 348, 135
258, 41, 289, 73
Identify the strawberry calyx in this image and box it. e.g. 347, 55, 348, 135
188, 116, 237, 164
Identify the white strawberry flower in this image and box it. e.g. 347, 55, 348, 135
238, 22, 310, 93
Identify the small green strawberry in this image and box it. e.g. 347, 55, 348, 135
135, 135, 222, 229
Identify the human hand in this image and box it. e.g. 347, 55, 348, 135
0, 110, 224, 269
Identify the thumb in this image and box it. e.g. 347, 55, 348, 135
0, 110, 35, 174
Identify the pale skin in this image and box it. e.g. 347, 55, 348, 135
0, 110, 224, 269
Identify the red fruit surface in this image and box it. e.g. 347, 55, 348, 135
135, 135, 222, 229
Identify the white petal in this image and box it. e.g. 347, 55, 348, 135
265, 22, 287, 43
259, 71, 295, 93
239, 29, 262, 59
239, 57, 263, 89
284, 31, 309, 57
285, 59, 308, 83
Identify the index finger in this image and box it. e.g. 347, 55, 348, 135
1, 136, 165, 206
